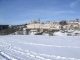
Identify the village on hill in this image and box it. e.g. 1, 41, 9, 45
0, 19, 80, 36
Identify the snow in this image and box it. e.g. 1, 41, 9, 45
53, 30, 80, 36
30, 32, 37, 35
0, 35, 80, 60
43, 33, 49, 36
53, 31, 67, 36
72, 30, 80, 34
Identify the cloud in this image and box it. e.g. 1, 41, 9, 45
30, 9, 74, 15
53, 10, 74, 14
70, 0, 79, 8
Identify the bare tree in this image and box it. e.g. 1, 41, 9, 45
59, 20, 67, 30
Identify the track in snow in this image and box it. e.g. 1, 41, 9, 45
0, 35, 80, 60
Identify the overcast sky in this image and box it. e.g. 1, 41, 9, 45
0, 0, 80, 25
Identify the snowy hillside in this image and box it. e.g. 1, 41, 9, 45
0, 35, 80, 60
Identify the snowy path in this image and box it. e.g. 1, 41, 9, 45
0, 35, 80, 60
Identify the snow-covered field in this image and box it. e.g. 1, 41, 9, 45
0, 35, 80, 60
